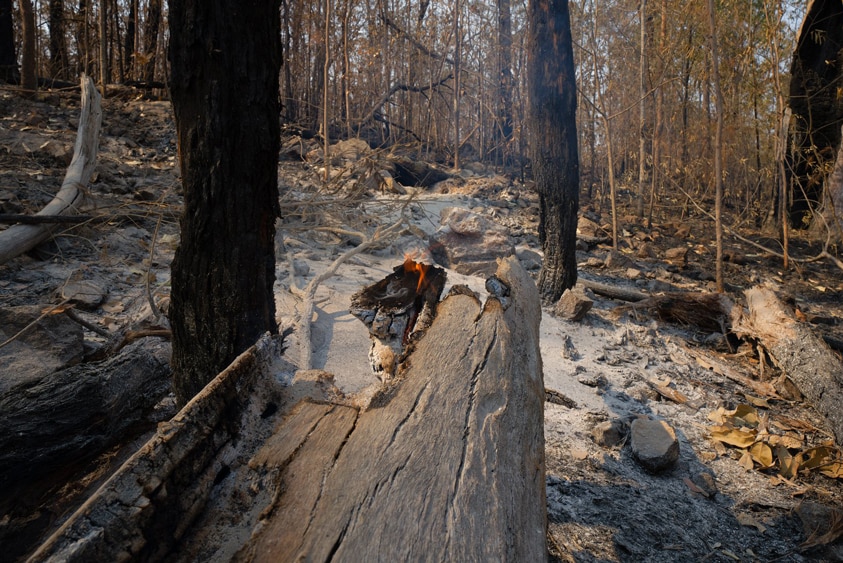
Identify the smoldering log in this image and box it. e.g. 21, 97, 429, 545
349, 257, 447, 379
733, 285, 843, 444
241, 255, 546, 561
30, 257, 547, 562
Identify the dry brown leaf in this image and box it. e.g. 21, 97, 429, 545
742, 393, 771, 409
730, 404, 759, 428
749, 442, 774, 468
801, 446, 838, 470
652, 383, 688, 404
772, 416, 821, 434
739, 450, 755, 471
683, 477, 711, 498
777, 446, 801, 480
711, 428, 757, 448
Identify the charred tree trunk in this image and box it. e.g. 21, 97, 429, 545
168, 0, 282, 404
142, 0, 161, 83
19, 0, 37, 95
527, 0, 580, 303
123, 0, 137, 81
785, 0, 843, 228
0, 0, 18, 83
48, 0, 69, 80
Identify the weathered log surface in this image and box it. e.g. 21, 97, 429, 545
29, 257, 546, 562
0, 75, 101, 264
240, 255, 546, 562
733, 285, 843, 444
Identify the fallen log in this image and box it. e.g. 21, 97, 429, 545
732, 285, 843, 444
30, 256, 547, 562
0, 340, 171, 560
0, 75, 102, 265
242, 256, 546, 562
0, 340, 171, 500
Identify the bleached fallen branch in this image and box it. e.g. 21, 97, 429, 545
295, 218, 407, 370
0, 75, 102, 264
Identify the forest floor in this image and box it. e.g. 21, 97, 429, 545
1, 88, 843, 562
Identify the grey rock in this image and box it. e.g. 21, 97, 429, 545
552, 287, 593, 321
630, 416, 680, 472
429, 207, 515, 276
61, 280, 107, 310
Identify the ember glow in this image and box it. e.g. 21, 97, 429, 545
403, 254, 430, 292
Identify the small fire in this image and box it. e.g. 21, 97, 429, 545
403, 253, 430, 292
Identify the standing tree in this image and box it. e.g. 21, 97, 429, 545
0, 0, 17, 83
19, 0, 37, 94
785, 0, 843, 228
168, 0, 282, 405
527, 0, 579, 302
707, 0, 725, 292
49, 0, 69, 80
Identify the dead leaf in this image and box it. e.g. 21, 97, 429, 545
801, 446, 838, 471
730, 404, 759, 428
742, 393, 771, 409
739, 450, 755, 471
652, 383, 688, 404
683, 477, 711, 498
710, 428, 757, 448
736, 512, 767, 534
570, 448, 589, 461
777, 446, 801, 480
772, 416, 820, 434
750, 442, 774, 468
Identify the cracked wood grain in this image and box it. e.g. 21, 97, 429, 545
240, 256, 547, 562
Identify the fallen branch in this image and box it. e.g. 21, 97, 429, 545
0, 75, 102, 264
579, 277, 648, 302
295, 218, 407, 370
733, 285, 843, 444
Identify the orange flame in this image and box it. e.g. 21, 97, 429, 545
403, 254, 430, 292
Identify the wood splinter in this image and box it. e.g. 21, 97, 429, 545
350, 256, 447, 380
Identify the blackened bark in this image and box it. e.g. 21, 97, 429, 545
49, 0, 69, 80
0, 0, 17, 83
19, 0, 37, 94
123, 0, 136, 81
527, 0, 579, 303
142, 0, 161, 83
168, 0, 282, 404
786, 0, 843, 227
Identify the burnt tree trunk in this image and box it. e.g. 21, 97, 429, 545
785, 0, 843, 228
19, 0, 37, 94
527, 0, 579, 303
141, 0, 162, 83
48, 0, 69, 80
168, 0, 282, 404
0, 0, 16, 83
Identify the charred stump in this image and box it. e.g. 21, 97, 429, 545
350, 257, 446, 379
